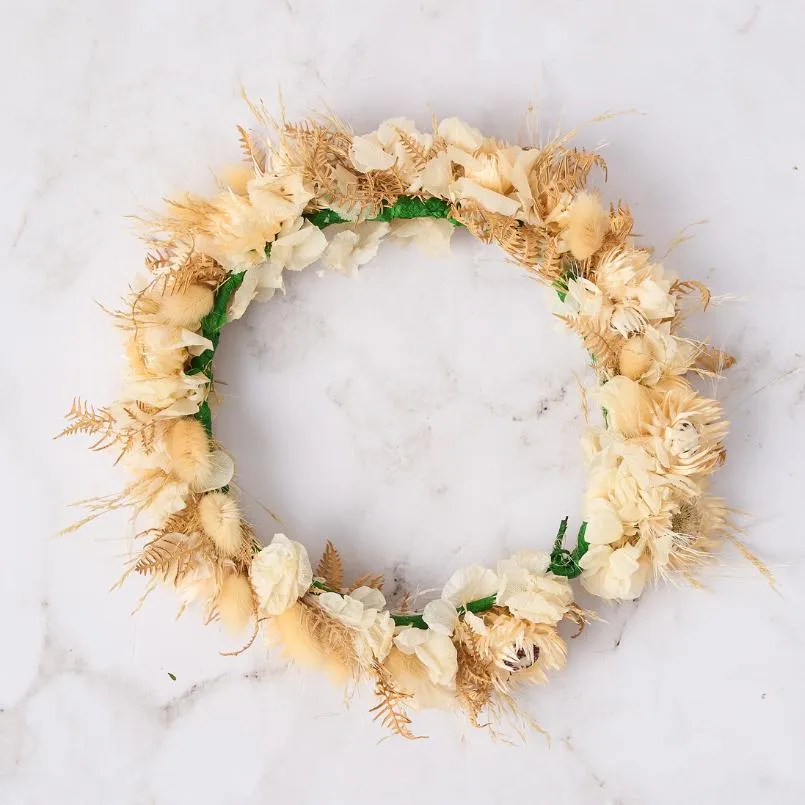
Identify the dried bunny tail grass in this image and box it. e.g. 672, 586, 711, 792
563, 192, 610, 260
384, 647, 456, 711
157, 283, 215, 328
198, 492, 244, 557
164, 417, 212, 484
268, 600, 357, 685
216, 573, 256, 634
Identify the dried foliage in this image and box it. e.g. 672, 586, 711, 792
453, 621, 496, 726
369, 661, 422, 740
349, 573, 384, 592
556, 314, 623, 374
316, 540, 344, 590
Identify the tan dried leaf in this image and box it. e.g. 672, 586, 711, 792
316, 540, 343, 590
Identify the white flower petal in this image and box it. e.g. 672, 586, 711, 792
422, 598, 458, 636
350, 586, 386, 610
192, 449, 234, 493
442, 565, 499, 606
349, 134, 396, 172
250, 534, 313, 616
389, 218, 454, 257
228, 265, 261, 320
450, 178, 520, 216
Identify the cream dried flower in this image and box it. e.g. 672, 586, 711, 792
393, 626, 458, 688
595, 248, 676, 333
317, 586, 394, 664
619, 325, 697, 386
495, 551, 574, 625
579, 541, 651, 600
322, 221, 390, 275
441, 565, 499, 606
249, 533, 313, 616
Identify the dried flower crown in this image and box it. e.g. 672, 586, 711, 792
60, 104, 752, 738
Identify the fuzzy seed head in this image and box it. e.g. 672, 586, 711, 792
217, 574, 255, 634
564, 192, 610, 260
158, 284, 214, 329
198, 492, 243, 556
165, 417, 211, 483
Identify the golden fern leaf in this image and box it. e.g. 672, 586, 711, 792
236, 125, 266, 172
55, 398, 117, 450
369, 662, 422, 740
556, 314, 622, 374
349, 573, 384, 592
392, 127, 429, 172
134, 533, 191, 577
316, 540, 343, 590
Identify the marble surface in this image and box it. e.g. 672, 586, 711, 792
3, 1, 805, 802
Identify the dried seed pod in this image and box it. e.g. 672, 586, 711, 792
164, 417, 211, 483
198, 492, 243, 556
158, 284, 214, 328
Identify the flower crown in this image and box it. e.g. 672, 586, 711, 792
60, 105, 752, 737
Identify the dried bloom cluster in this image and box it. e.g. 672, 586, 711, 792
60, 109, 739, 736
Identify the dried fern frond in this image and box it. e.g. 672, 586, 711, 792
134, 531, 195, 577
55, 399, 117, 449
605, 202, 634, 249
556, 314, 623, 374
316, 540, 343, 590
349, 573, 384, 592
392, 126, 430, 173
236, 124, 266, 172
369, 661, 422, 740
453, 621, 495, 726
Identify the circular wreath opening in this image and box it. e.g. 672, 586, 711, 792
61, 109, 739, 737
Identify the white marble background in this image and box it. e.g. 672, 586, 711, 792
2, 1, 805, 802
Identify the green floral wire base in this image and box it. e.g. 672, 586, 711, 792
188, 195, 589, 627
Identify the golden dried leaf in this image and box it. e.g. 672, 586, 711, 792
316, 540, 343, 590
349, 573, 384, 592
369, 661, 423, 740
